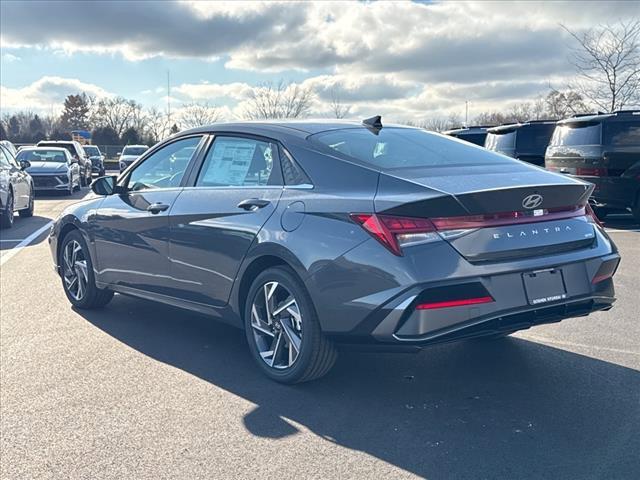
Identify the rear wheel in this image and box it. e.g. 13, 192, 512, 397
0, 191, 14, 229
19, 188, 34, 218
244, 266, 337, 384
60, 230, 114, 309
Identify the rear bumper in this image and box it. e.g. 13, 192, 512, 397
579, 177, 639, 210
325, 247, 619, 347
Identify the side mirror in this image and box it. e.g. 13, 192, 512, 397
19, 160, 31, 170
91, 175, 117, 196
70, 157, 79, 164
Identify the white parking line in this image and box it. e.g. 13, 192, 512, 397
0, 221, 53, 266
604, 228, 640, 233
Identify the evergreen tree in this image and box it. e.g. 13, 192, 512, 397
59, 93, 91, 131
121, 126, 142, 145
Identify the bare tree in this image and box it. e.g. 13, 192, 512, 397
411, 113, 461, 132
562, 20, 640, 112
91, 97, 140, 137
179, 102, 221, 129
544, 89, 588, 118
144, 107, 171, 143
329, 88, 351, 119
243, 81, 313, 120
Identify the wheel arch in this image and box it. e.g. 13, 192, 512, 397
233, 244, 310, 324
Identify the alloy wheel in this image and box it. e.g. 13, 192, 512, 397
62, 240, 89, 301
250, 281, 303, 369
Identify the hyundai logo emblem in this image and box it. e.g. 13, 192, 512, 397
522, 194, 543, 209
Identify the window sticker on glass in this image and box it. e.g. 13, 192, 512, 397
202, 139, 256, 185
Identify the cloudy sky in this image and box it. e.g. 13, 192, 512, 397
0, 1, 637, 122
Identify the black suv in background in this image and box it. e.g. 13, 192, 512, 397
545, 110, 640, 220
37, 140, 92, 186
443, 126, 493, 146
484, 120, 557, 166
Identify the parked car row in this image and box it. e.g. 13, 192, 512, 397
1, 138, 152, 229
445, 110, 640, 221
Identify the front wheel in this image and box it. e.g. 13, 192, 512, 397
244, 266, 337, 384
60, 230, 114, 309
19, 188, 34, 217
0, 191, 14, 229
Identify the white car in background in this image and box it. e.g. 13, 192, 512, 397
118, 145, 149, 172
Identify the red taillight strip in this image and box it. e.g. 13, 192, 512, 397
415, 296, 494, 310
430, 206, 586, 230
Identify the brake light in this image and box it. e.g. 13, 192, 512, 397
430, 206, 586, 230
352, 206, 591, 256
577, 167, 608, 176
416, 296, 494, 310
350, 214, 438, 256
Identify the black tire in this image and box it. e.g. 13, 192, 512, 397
59, 230, 114, 309
244, 266, 337, 384
19, 188, 34, 218
0, 190, 14, 229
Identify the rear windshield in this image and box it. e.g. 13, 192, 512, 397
549, 123, 602, 146
515, 124, 556, 154
604, 121, 640, 146
311, 128, 512, 169
455, 133, 486, 146
17, 149, 67, 163
122, 146, 148, 156
484, 131, 516, 151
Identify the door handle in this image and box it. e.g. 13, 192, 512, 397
237, 198, 271, 211
147, 202, 170, 214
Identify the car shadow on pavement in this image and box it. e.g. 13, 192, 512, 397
79, 294, 640, 479
0, 215, 52, 250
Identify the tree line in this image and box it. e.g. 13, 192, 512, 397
1, 20, 637, 143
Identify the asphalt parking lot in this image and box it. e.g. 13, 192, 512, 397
1, 191, 639, 479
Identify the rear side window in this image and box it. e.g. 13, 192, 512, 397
549, 123, 601, 146
196, 136, 279, 187
312, 127, 512, 170
485, 131, 516, 151
604, 122, 640, 146
280, 147, 311, 185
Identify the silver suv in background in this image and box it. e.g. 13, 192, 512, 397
118, 145, 149, 172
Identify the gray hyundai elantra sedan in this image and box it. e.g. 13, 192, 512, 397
49, 117, 620, 383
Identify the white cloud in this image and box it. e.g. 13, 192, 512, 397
1, 53, 20, 62
0, 76, 112, 113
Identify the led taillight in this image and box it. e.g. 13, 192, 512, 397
416, 296, 494, 310
350, 214, 437, 256
352, 205, 592, 256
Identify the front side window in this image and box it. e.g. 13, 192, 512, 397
604, 121, 640, 146
127, 136, 202, 191
196, 136, 277, 187
549, 123, 602, 146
